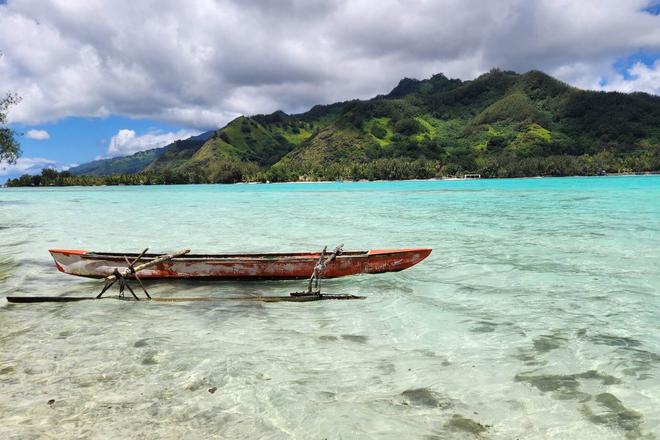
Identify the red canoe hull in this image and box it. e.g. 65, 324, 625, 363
48, 248, 432, 280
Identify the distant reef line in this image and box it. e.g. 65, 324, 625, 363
7, 68, 660, 186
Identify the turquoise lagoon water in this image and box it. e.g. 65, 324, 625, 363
0, 176, 659, 439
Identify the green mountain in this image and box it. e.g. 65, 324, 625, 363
68, 131, 214, 176
54, 69, 660, 183
69, 148, 164, 176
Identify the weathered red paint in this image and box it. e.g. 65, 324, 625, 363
48, 248, 432, 280
49, 249, 87, 256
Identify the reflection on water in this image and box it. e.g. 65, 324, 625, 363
1, 176, 659, 439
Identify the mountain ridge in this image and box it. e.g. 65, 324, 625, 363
45, 68, 660, 183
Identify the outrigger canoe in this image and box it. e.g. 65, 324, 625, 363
49, 248, 432, 280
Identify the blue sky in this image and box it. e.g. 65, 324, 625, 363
2, 115, 205, 179
11, 116, 202, 167
644, 3, 660, 15
613, 51, 660, 80
1, 0, 659, 180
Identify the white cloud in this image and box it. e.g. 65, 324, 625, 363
0, 157, 56, 176
59, 163, 78, 171
0, 0, 659, 129
602, 61, 660, 95
107, 128, 202, 157
0, 157, 79, 180
549, 58, 660, 96
24, 129, 50, 140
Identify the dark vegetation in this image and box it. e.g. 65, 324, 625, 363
1, 92, 21, 165
1, 50, 21, 165
7, 69, 660, 186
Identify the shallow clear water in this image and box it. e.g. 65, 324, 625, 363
1, 176, 659, 439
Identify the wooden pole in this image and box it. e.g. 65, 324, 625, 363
300, 244, 343, 295
104, 249, 190, 283
7, 294, 364, 303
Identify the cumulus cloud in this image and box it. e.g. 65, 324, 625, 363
107, 128, 202, 157
0, 156, 56, 176
24, 129, 50, 140
0, 157, 78, 179
0, 0, 659, 129
601, 60, 660, 95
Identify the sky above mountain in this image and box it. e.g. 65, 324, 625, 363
1, 0, 659, 179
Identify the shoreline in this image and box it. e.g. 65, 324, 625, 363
3, 171, 660, 189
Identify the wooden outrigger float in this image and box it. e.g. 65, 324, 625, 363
6, 245, 431, 304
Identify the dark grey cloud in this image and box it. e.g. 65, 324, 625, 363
1, 0, 659, 129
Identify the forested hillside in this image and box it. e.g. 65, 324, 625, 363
9, 69, 660, 186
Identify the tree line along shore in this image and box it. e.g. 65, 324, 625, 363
5, 150, 659, 187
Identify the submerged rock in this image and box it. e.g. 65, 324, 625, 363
589, 334, 642, 348
445, 414, 489, 434
341, 334, 368, 344
575, 370, 621, 385
515, 372, 580, 393
318, 335, 338, 342
470, 321, 497, 333
400, 388, 452, 409
620, 348, 660, 379
57, 330, 72, 339
141, 350, 159, 365
514, 370, 621, 400
533, 334, 567, 353
581, 393, 644, 438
